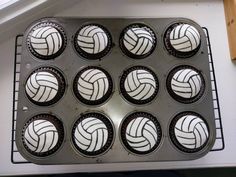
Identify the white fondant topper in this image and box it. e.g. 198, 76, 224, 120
123, 27, 154, 55
124, 69, 157, 101
174, 114, 209, 149
25, 71, 59, 103
76, 68, 109, 101
169, 24, 200, 52
30, 26, 63, 56
171, 68, 202, 99
24, 119, 59, 153
74, 117, 109, 152
125, 116, 158, 152
77, 25, 108, 54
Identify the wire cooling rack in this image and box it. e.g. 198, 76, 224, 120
203, 27, 225, 152
11, 27, 225, 164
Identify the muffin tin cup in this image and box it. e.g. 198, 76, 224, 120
119, 65, 159, 105
72, 66, 114, 106
73, 23, 113, 60
15, 17, 216, 164
17, 112, 66, 160
166, 65, 206, 104
24, 66, 67, 106
71, 112, 115, 158
26, 20, 67, 60
163, 22, 202, 58
119, 23, 157, 59
119, 111, 163, 156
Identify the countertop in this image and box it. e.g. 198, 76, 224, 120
1, 0, 236, 175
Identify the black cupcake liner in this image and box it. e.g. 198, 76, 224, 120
119, 23, 157, 59
74, 24, 112, 60
73, 66, 113, 106
166, 65, 205, 104
72, 112, 114, 157
164, 23, 201, 58
120, 66, 159, 105
169, 111, 210, 153
27, 22, 67, 60
120, 112, 162, 155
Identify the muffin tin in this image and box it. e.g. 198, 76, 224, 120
15, 17, 216, 164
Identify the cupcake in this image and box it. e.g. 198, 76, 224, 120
164, 23, 201, 58
169, 112, 209, 153
73, 66, 113, 105
166, 65, 205, 103
22, 114, 64, 157
27, 22, 67, 60
72, 113, 114, 156
25, 67, 66, 106
120, 23, 156, 59
120, 66, 158, 105
120, 112, 162, 155
74, 24, 112, 59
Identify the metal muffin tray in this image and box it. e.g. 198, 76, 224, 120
15, 17, 216, 164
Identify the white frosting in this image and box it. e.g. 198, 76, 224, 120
24, 119, 59, 153
169, 24, 200, 52
123, 27, 154, 55
30, 26, 63, 56
125, 117, 158, 152
171, 68, 202, 99
174, 115, 209, 149
74, 117, 109, 152
77, 69, 109, 101
124, 69, 157, 101
77, 25, 108, 54
25, 71, 59, 103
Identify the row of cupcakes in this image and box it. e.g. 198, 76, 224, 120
27, 22, 201, 60
22, 111, 210, 157
25, 65, 205, 106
